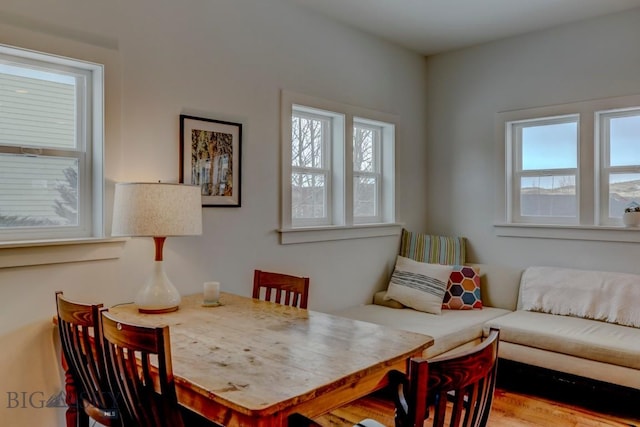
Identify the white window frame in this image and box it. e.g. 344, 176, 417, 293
290, 106, 337, 227
0, 44, 104, 243
496, 93, 640, 243
280, 90, 400, 244
596, 107, 640, 226
352, 119, 382, 224
507, 114, 580, 225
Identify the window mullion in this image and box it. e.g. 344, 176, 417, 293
344, 116, 353, 226
293, 165, 330, 174
517, 168, 577, 177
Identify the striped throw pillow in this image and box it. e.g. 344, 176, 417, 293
384, 256, 453, 314
399, 229, 466, 265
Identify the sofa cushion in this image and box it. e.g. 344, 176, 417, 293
399, 229, 466, 265
484, 310, 640, 370
519, 266, 640, 328
332, 304, 511, 357
384, 256, 453, 314
469, 263, 522, 311
442, 265, 482, 310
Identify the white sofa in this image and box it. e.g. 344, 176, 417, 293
332, 264, 640, 390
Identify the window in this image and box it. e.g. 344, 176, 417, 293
597, 108, 640, 225
290, 107, 337, 227
353, 120, 382, 223
497, 93, 640, 241
0, 44, 103, 242
508, 115, 579, 224
281, 91, 398, 243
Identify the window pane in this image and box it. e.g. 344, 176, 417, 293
609, 173, 640, 218
353, 126, 375, 172
0, 154, 78, 227
291, 115, 325, 169
0, 63, 77, 149
609, 115, 640, 167
354, 176, 377, 217
521, 122, 577, 170
520, 175, 576, 217
292, 172, 325, 220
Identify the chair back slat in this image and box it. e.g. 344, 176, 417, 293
252, 270, 310, 309
61, 322, 100, 403
101, 309, 184, 427
55, 292, 121, 426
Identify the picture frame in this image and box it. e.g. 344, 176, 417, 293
180, 114, 242, 207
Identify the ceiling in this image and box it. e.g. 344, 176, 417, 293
287, 0, 640, 55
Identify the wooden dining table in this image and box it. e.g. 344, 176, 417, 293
105, 292, 434, 426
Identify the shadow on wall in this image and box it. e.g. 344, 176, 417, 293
0, 321, 66, 426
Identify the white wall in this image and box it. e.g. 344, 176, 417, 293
0, 0, 429, 425
425, 9, 640, 273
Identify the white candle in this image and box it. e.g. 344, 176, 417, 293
203, 281, 220, 303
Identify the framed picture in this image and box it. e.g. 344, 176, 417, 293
180, 115, 242, 207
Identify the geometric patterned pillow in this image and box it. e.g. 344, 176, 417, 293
442, 265, 482, 310
399, 229, 466, 265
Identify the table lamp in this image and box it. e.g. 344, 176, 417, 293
112, 182, 203, 313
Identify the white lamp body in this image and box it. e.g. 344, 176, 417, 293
135, 261, 182, 313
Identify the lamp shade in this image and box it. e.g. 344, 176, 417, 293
112, 182, 202, 237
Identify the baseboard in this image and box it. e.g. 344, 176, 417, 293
496, 358, 640, 419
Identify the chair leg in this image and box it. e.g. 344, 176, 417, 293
76, 410, 89, 427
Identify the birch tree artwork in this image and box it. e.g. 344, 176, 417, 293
190, 129, 233, 197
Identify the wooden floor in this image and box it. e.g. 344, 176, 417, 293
314, 387, 640, 427
489, 388, 639, 427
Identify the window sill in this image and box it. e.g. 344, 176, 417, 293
494, 223, 640, 243
278, 223, 403, 245
0, 237, 127, 269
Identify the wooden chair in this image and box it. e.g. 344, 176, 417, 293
404, 328, 500, 427
55, 291, 122, 427
252, 269, 310, 309
289, 328, 500, 427
100, 309, 186, 427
